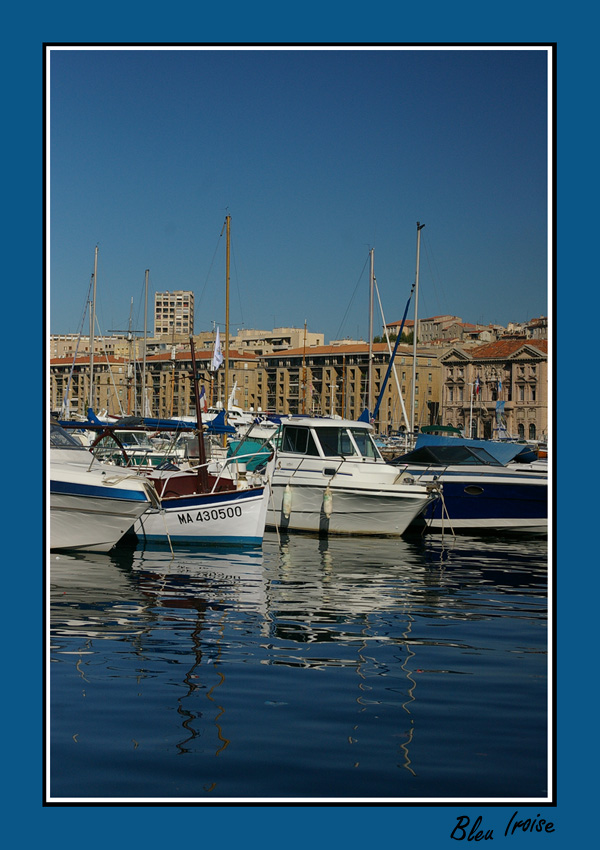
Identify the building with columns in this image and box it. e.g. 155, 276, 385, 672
440, 339, 548, 441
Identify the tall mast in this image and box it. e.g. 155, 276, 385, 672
143, 268, 149, 416
411, 222, 425, 435
367, 247, 374, 417
88, 245, 98, 412
225, 214, 231, 418
302, 319, 307, 414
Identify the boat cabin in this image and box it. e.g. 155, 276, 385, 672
277, 417, 382, 461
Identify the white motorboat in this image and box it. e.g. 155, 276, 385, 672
50, 421, 158, 552
134, 462, 269, 546
265, 416, 437, 536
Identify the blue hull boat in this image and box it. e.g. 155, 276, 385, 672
391, 442, 547, 535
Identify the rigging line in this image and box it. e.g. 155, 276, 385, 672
101, 343, 125, 416
229, 236, 245, 329
422, 235, 447, 317
196, 228, 225, 314
60, 276, 94, 417
334, 253, 370, 341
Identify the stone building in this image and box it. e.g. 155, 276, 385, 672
49, 348, 264, 420
440, 339, 548, 441
261, 341, 443, 433
50, 323, 549, 442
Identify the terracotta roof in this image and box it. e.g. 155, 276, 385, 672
50, 355, 129, 366
145, 349, 257, 362
261, 341, 417, 358
472, 339, 548, 358
385, 319, 415, 328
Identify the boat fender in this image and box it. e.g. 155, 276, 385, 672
323, 485, 333, 518
283, 483, 292, 518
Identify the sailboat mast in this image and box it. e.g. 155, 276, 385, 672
89, 245, 98, 412
143, 268, 149, 417
368, 248, 374, 418
225, 214, 230, 419
302, 319, 307, 414
411, 222, 425, 435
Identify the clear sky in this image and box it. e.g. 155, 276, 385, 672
49, 46, 549, 344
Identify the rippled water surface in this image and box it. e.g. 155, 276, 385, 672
49, 531, 549, 801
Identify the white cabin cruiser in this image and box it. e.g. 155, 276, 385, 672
50, 421, 158, 552
266, 416, 437, 536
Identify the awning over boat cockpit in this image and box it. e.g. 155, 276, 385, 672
391, 444, 505, 467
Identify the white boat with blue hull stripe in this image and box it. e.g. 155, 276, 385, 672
50, 422, 158, 552
131, 453, 269, 546
134, 480, 269, 546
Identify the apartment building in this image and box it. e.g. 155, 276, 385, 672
154, 290, 194, 339
261, 342, 443, 433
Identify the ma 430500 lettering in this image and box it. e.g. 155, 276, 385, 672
177, 505, 243, 524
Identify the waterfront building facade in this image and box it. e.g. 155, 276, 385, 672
50, 324, 549, 442
440, 339, 548, 441
261, 342, 443, 433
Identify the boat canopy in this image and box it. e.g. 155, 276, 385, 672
392, 444, 505, 467
415, 434, 527, 465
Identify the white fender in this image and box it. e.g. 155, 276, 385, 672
283, 483, 292, 518
323, 485, 333, 518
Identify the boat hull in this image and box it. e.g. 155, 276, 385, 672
135, 485, 269, 546
267, 480, 433, 537
50, 481, 153, 552
403, 468, 547, 535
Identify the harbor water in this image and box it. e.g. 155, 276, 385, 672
48, 530, 549, 802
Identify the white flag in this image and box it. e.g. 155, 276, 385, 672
211, 326, 224, 371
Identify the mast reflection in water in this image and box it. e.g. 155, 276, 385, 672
49, 531, 548, 802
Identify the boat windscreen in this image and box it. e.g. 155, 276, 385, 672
50, 422, 86, 449
349, 428, 379, 459
281, 426, 320, 455
314, 427, 357, 457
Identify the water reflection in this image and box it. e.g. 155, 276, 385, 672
49, 531, 548, 799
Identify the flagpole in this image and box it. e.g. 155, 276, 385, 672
469, 382, 474, 439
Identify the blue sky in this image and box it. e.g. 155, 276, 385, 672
49, 46, 549, 344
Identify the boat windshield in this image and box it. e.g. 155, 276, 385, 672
50, 422, 86, 449
348, 428, 380, 459
281, 425, 320, 456
314, 427, 357, 457
118, 431, 153, 448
